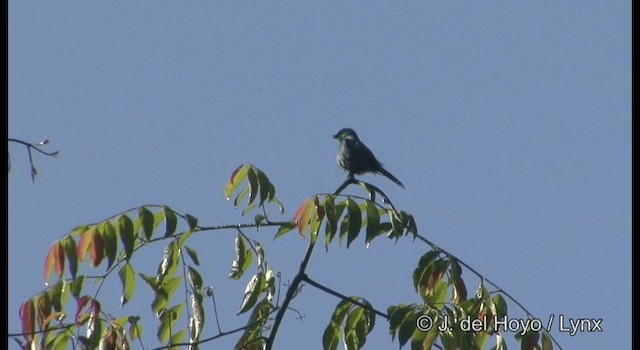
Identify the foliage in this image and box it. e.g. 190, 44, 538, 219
11, 163, 560, 350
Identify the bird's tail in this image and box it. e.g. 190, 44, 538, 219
377, 168, 405, 188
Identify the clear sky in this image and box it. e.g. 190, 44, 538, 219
8, 2, 630, 349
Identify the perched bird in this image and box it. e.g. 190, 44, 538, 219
333, 128, 404, 188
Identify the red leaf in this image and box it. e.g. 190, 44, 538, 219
19, 300, 35, 342
228, 164, 245, 184
90, 229, 104, 267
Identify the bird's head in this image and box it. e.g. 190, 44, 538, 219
333, 128, 359, 142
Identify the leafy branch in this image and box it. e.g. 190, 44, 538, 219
11, 163, 562, 350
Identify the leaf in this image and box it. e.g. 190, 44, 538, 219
412, 250, 441, 292
188, 266, 203, 291
225, 164, 250, 200
230, 234, 252, 280
273, 221, 296, 239
234, 186, 250, 209
19, 300, 35, 342
70, 276, 85, 299
397, 310, 419, 348
49, 280, 67, 312
185, 246, 200, 266
322, 321, 342, 350
256, 168, 274, 206
128, 316, 143, 340
138, 206, 155, 240
234, 298, 272, 350
246, 167, 259, 207
61, 237, 78, 279
325, 198, 346, 250
100, 221, 118, 270
170, 329, 187, 346
449, 257, 467, 303
364, 200, 381, 244
237, 273, 265, 315
345, 198, 362, 248
250, 241, 264, 268
190, 292, 205, 343
89, 226, 105, 267
157, 241, 178, 280
44, 241, 65, 283
76, 227, 95, 263
118, 264, 136, 307
185, 213, 199, 231
309, 196, 325, 243
293, 197, 315, 237
163, 205, 177, 237
118, 215, 135, 261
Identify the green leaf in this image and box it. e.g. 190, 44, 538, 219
117, 215, 135, 261
273, 221, 296, 239
388, 304, 413, 339
254, 214, 266, 227
118, 264, 136, 307
152, 276, 182, 315
128, 316, 143, 340
237, 272, 265, 315
176, 229, 193, 247
345, 198, 362, 248
241, 203, 259, 217
325, 198, 346, 250
230, 234, 252, 279
49, 280, 68, 312
397, 310, 419, 348
449, 257, 467, 303
170, 329, 187, 346
345, 308, 366, 348
100, 221, 118, 270
157, 241, 178, 280
163, 205, 178, 237
364, 200, 381, 244
61, 236, 77, 280
235, 298, 272, 350
256, 168, 276, 207
254, 241, 265, 267
185, 213, 199, 231
70, 275, 84, 299
492, 294, 508, 320
322, 321, 342, 350
412, 250, 441, 292
50, 333, 72, 350
188, 266, 203, 291
234, 186, 250, 210
185, 246, 200, 266
246, 167, 259, 207
190, 292, 205, 342
138, 206, 155, 240
309, 196, 325, 243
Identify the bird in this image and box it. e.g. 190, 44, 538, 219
333, 128, 404, 188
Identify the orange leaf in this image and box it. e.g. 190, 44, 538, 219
76, 227, 96, 262
43, 241, 65, 282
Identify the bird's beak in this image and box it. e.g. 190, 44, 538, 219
332, 133, 339, 139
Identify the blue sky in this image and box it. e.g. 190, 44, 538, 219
8, 2, 630, 349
